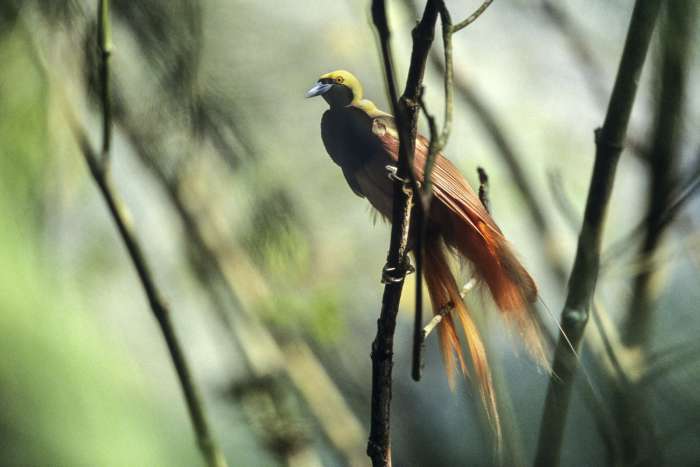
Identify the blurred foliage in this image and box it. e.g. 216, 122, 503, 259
0, 28, 198, 467
242, 187, 311, 278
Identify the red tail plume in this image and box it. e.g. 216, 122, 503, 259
423, 233, 501, 444
442, 214, 549, 369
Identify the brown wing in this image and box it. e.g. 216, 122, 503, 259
370, 116, 500, 236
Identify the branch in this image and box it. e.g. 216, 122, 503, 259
411, 0, 484, 382
622, 0, 697, 348
411, 2, 453, 381
534, 2, 662, 466
421, 278, 477, 339
614, 3, 697, 464
71, 4, 228, 466
368, 1, 440, 465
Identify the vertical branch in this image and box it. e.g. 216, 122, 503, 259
411, 2, 454, 382
411, 0, 491, 382
534, 2, 662, 466
615, 3, 697, 465
70, 4, 229, 467
367, 1, 440, 465
622, 0, 697, 348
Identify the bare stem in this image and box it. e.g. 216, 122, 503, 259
534, 2, 661, 466
410, 0, 459, 383
421, 278, 477, 339
368, 1, 440, 465
73, 4, 229, 466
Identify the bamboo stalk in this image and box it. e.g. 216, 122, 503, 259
534, 2, 662, 466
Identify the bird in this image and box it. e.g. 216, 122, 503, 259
306, 69, 548, 434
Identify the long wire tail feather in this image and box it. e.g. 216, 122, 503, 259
423, 233, 502, 448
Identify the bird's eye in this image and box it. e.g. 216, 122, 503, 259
335, 76, 344, 84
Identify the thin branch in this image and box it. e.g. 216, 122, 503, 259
70, 4, 228, 466
410, 0, 456, 383
452, 0, 494, 33
368, 1, 441, 465
534, 2, 662, 466
421, 278, 477, 339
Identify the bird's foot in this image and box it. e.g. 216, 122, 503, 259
381, 257, 415, 284
385, 165, 421, 194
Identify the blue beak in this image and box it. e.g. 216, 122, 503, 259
305, 82, 333, 98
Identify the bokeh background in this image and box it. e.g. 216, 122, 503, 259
1, 1, 698, 466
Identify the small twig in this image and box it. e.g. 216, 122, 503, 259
421, 278, 477, 339
452, 0, 494, 33
534, 2, 662, 466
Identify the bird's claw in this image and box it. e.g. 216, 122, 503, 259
386, 165, 420, 195
381, 259, 415, 284
405, 261, 415, 275
385, 165, 402, 182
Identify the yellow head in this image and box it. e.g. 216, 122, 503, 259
305, 70, 363, 106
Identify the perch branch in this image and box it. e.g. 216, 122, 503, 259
368, 1, 440, 465
534, 2, 661, 466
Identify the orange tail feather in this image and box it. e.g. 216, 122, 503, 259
423, 234, 501, 443
442, 212, 549, 369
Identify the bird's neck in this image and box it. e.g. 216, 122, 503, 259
354, 99, 391, 118
322, 85, 355, 108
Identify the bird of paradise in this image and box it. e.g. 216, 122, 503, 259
307, 70, 549, 437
